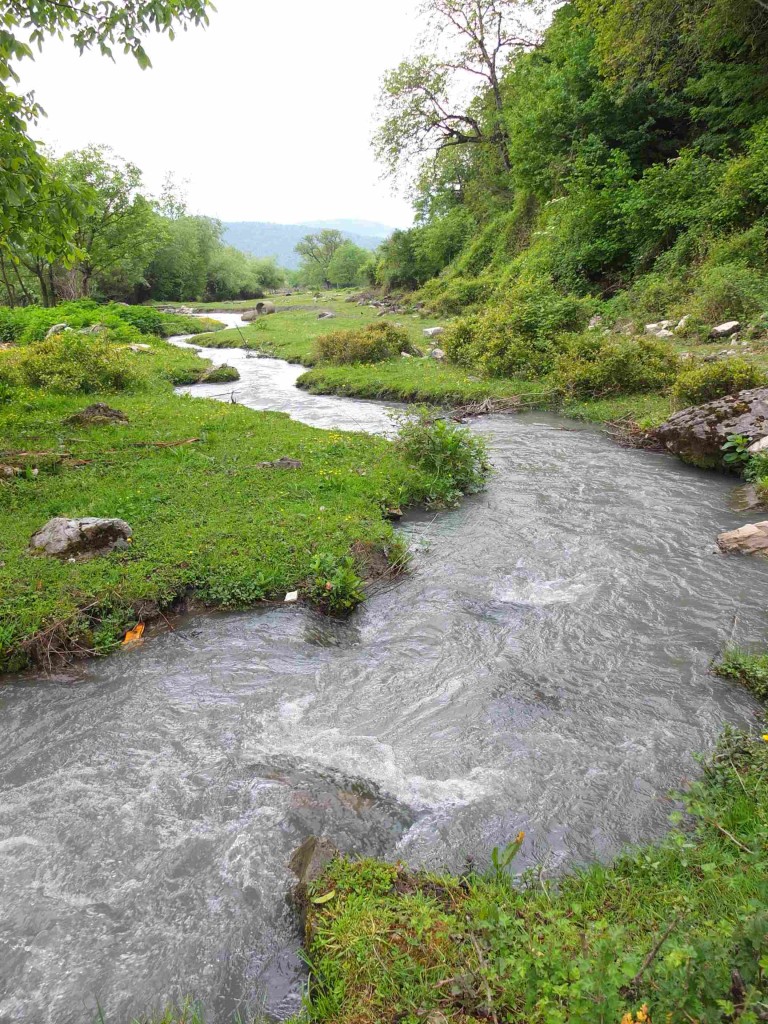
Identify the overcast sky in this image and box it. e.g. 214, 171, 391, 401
18, 0, 420, 228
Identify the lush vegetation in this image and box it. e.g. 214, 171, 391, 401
336, 0, 768, 420
0, 301, 490, 673
0, 145, 285, 307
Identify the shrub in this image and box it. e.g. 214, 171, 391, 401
393, 407, 490, 508
444, 279, 593, 379
307, 553, 365, 614
315, 322, 413, 365
672, 359, 766, 408
417, 275, 492, 316
692, 261, 768, 321
15, 334, 147, 394
554, 334, 680, 398
0, 307, 24, 343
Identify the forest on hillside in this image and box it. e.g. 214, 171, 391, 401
362, 0, 768, 376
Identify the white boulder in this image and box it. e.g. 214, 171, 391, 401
710, 321, 740, 340
423, 326, 445, 338
30, 517, 132, 559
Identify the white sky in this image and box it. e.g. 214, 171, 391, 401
17, 0, 420, 227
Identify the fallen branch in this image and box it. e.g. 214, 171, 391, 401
621, 916, 681, 996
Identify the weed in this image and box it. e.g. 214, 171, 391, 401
393, 407, 490, 508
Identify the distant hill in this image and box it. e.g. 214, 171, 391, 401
222, 219, 396, 270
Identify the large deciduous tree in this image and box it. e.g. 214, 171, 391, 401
295, 230, 346, 288
374, 0, 547, 182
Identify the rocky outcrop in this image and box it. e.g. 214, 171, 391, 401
717, 521, 768, 555
423, 326, 444, 338
45, 323, 71, 339
655, 386, 768, 467
30, 517, 132, 559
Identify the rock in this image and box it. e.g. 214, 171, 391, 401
423, 326, 445, 338
710, 321, 740, 340
656, 329, 675, 339
729, 484, 768, 513
429, 348, 446, 360
289, 835, 339, 887
256, 301, 276, 316
644, 320, 675, 335
655, 386, 768, 467
1, 464, 22, 477
284, 591, 299, 604
256, 456, 303, 470
400, 351, 413, 358
588, 314, 603, 329
65, 403, 129, 426
30, 517, 132, 559
128, 343, 152, 353
79, 323, 108, 335
676, 315, 691, 332
717, 521, 768, 555
749, 435, 768, 454
45, 323, 70, 339
317, 311, 335, 320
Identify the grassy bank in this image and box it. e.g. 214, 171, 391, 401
194, 293, 439, 365
295, 704, 768, 1023
3, 302, 490, 674
0, 388, 424, 673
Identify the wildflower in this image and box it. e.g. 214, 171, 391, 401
763, 734, 768, 742
325, 581, 333, 591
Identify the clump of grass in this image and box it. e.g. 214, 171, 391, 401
306, 552, 366, 614
716, 648, 768, 701
315, 322, 414, 365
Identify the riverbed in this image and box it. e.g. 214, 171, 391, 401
0, 315, 765, 1022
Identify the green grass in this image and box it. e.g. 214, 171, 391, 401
716, 648, 768, 702
298, 360, 546, 404
293, 724, 768, 1024
561, 392, 674, 428
195, 295, 439, 366
0, 386, 424, 672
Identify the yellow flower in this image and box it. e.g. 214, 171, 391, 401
762, 734, 768, 742
621, 1015, 633, 1024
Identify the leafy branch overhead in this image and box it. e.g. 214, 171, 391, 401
0, 0, 214, 261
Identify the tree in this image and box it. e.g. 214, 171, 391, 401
374, 0, 547, 182
0, 0, 212, 262
327, 242, 370, 287
295, 230, 346, 288
55, 146, 162, 299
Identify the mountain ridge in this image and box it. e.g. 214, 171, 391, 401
222, 219, 397, 269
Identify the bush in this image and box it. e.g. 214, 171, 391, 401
444, 279, 593, 379
315, 322, 413, 365
554, 334, 680, 398
14, 334, 147, 394
672, 359, 766, 408
417, 275, 493, 316
692, 261, 768, 321
393, 407, 490, 508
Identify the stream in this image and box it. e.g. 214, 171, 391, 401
1, 314, 766, 1022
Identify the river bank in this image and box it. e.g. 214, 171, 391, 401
1, 305, 476, 674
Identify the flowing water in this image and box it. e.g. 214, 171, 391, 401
1, 315, 766, 1023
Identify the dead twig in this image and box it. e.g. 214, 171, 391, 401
621, 916, 681, 996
